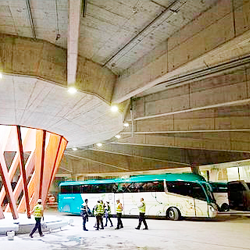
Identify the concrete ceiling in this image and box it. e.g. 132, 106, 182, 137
0, 75, 123, 148
1, 0, 250, 177
0, 0, 217, 74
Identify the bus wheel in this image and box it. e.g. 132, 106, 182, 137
221, 203, 230, 212
167, 207, 180, 221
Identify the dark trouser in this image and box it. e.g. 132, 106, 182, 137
96, 215, 104, 229
137, 213, 148, 229
82, 215, 88, 230
30, 218, 43, 236
105, 214, 113, 226
116, 213, 123, 229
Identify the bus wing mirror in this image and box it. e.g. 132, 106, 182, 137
164, 179, 168, 193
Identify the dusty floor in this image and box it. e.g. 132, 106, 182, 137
0, 211, 250, 250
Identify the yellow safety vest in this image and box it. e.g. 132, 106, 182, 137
34, 204, 43, 218
139, 201, 146, 213
96, 203, 102, 215
116, 203, 122, 213
99, 203, 104, 214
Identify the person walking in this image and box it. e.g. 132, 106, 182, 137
80, 199, 91, 231
115, 199, 123, 230
104, 201, 113, 227
135, 198, 148, 230
29, 199, 44, 238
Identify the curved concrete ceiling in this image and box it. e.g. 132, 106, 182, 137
0, 74, 123, 148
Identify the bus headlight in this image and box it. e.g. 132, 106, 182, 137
208, 203, 218, 217
209, 205, 215, 212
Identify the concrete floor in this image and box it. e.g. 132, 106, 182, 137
1, 212, 250, 250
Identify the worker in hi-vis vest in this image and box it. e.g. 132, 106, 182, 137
135, 198, 148, 230
115, 199, 123, 230
29, 199, 44, 238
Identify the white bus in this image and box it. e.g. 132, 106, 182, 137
58, 173, 218, 220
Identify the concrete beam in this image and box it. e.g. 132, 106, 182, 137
60, 142, 250, 176
127, 66, 250, 120
62, 147, 189, 175
67, 0, 81, 85
115, 131, 250, 153
112, 0, 250, 103
122, 105, 250, 133
0, 34, 116, 103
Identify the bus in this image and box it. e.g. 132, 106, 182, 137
228, 180, 250, 211
58, 173, 218, 220
209, 182, 229, 211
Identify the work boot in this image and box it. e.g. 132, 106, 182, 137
135, 227, 140, 230
29, 234, 33, 238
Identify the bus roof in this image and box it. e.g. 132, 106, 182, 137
59, 173, 206, 186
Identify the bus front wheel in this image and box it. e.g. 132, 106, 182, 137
167, 207, 180, 221
220, 203, 230, 212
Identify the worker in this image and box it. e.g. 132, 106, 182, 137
104, 201, 113, 227
99, 200, 105, 228
95, 200, 104, 230
115, 199, 123, 229
135, 198, 148, 230
80, 199, 91, 231
29, 199, 44, 238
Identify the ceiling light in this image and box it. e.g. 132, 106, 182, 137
115, 134, 121, 139
123, 122, 129, 127
72, 147, 77, 151
0, 72, 2, 79
68, 86, 77, 94
96, 143, 102, 147
110, 105, 119, 112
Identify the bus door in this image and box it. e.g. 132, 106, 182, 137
191, 182, 210, 217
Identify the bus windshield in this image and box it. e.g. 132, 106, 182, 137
201, 183, 216, 203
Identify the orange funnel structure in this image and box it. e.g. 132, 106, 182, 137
0, 125, 67, 219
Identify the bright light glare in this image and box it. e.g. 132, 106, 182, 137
110, 105, 119, 112
96, 143, 102, 147
72, 147, 77, 151
68, 86, 77, 94
115, 134, 121, 139
123, 122, 129, 127
0, 72, 2, 79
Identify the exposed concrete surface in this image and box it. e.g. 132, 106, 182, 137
0, 74, 123, 148
0, 212, 249, 250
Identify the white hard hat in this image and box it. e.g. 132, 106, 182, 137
37, 199, 42, 203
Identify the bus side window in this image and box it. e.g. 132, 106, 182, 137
73, 185, 81, 193
112, 183, 118, 193
61, 185, 73, 194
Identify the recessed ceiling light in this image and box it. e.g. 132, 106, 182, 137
111, 105, 119, 112
123, 122, 129, 127
96, 143, 102, 147
68, 86, 77, 94
115, 134, 121, 139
